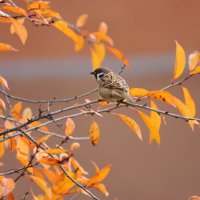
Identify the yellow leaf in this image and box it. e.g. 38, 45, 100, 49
182, 86, 195, 117
2, 5, 27, 16
106, 46, 129, 67
0, 76, 9, 90
31, 121, 49, 133
150, 101, 161, 144
189, 51, 200, 71
129, 88, 149, 97
0, 136, 5, 158
16, 136, 29, 156
98, 22, 108, 34
0, 43, 17, 51
70, 142, 80, 151
0, 99, 5, 110
11, 18, 28, 45
65, 118, 75, 136
115, 113, 142, 141
136, 109, 160, 145
92, 161, 100, 173
87, 164, 111, 186
53, 20, 84, 52
37, 9, 61, 19
91, 43, 105, 69
148, 90, 176, 107
40, 168, 58, 184
89, 121, 100, 146
93, 183, 109, 197
11, 101, 22, 120
28, 1, 50, 9
71, 157, 88, 176
76, 14, 88, 28
190, 66, 200, 75
10, 18, 25, 34
0, 17, 12, 23
44, 149, 66, 155
93, 32, 114, 46
22, 107, 32, 122
37, 135, 51, 144
173, 41, 186, 80
28, 175, 47, 192
38, 157, 58, 166
0, 177, 15, 197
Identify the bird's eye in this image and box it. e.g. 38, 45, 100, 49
97, 72, 105, 80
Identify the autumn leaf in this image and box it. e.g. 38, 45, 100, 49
10, 18, 25, 34
44, 149, 66, 155
2, 5, 27, 16
65, 118, 75, 136
11, 101, 22, 120
115, 113, 142, 141
0, 99, 6, 110
0, 43, 17, 51
173, 41, 186, 80
87, 164, 112, 186
89, 121, 100, 146
11, 18, 28, 45
189, 51, 200, 71
38, 157, 59, 166
0, 177, 15, 197
0, 17, 12, 23
93, 32, 114, 46
106, 46, 129, 67
40, 168, 58, 184
76, 14, 88, 28
0, 136, 5, 158
22, 107, 32, 122
28, 175, 47, 192
91, 43, 105, 69
71, 158, 88, 176
148, 90, 176, 107
129, 88, 149, 97
37, 9, 61, 19
0, 76, 9, 90
70, 142, 80, 151
99, 22, 108, 34
136, 109, 161, 145
93, 183, 109, 197
190, 66, 200, 75
28, 1, 50, 10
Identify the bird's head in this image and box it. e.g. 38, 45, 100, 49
90, 67, 112, 81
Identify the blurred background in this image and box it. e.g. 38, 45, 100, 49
1, 0, 200, 199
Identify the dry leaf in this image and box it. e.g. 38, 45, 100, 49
99, 22, 108, 34
190, 66, 200, 75
28, 175, 47, 192
65, 118, 75, 136
44, 149, 66, 155
115, 113, 142, 141
76, 14, 88, 28
129, 88, 149, 97
189, 51, 200, 71
0, 43, 17, 52
89, 121, 100, 146
91, 43, 105, 69
38, 157, 59, 166
0, 99, 6, 110
173, 40, 186, 80
0, 76, 9, 90
11, 101, 22, 120
0, 177, 15, 197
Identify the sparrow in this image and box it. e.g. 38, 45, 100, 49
90, 67, 133, 103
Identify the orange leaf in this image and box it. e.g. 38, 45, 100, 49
10, 18, 25, 34
70, 142, 80, 151
2, 5, 27, 16
129, 88, 149, 97
0, 177, 15, 197
173, 41, 186, 80
28, 175, 47, 192
38, 157, 58, 166
189, 51, 200, 71
65, 118, 75, 136
71, 157, 88, 176
0, 136, 5, 158
0, 43, 17, 51
98, 22, 108, 34
182, 86, 195, 117
148, 90, 176, 107
37, 9, 61, 19
87, 164, 111, 186
11, 18, 28, 45
76, 14, 88, 28
136, 109, 160, 145
44, 149, 66, 155
190, 66, 200, 75
11, 101, 22, 120
0, 99, 5, 110
106, 46, 129, 67
93, 183, 109, 197
89, 121, 100, 146
28, 1, 50, 9
6, 192, 15, 200
150, 101, 161, 144
91, 43, 105, 69
53, 20, 83, 51
92, 161, 100, 173
0, 17, 12, 23
115, 113, 142, 141
93, 32, 114, 46
0, 76, 9, 90
40, 168, 58, 184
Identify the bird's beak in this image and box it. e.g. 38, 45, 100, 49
90, 71, 95, 75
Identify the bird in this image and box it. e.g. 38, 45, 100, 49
90, 67, 133, 103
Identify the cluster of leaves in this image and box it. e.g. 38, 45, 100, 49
1, 1, 200, 200
0, 0, 128, 69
